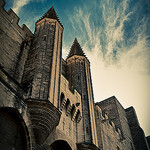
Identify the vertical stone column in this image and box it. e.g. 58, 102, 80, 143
48, 23, 63, 108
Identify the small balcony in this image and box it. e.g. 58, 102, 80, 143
27, 99, 61, 145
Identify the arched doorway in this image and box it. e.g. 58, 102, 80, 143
50, 140, 72, 150
0, 107, 29, 150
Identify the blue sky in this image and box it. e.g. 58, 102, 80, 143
4, 0, 150, 136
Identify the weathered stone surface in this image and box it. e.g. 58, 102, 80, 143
96, 96, 135, 150
66, 54, 98, 146
126, 107, 150, 150
0, 1, 148, 150
0, 3, 32, 83
95, 105, 123, 150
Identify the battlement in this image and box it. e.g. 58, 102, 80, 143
60, 74, 82, 122
0, 0, 32, 38
96, 105, 122, 136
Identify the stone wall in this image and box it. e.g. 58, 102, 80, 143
0, 0, 32, 83
42, 74, 82, 150
59, 75, 82, 142
66, 55, 98, 146
126, 107, 150, 150
96, 96, 135, 150
95, 105, 123, 150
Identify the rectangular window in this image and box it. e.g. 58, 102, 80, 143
69, 123, 71, 136
62, 118, 65, 130
86, 127, 88, 134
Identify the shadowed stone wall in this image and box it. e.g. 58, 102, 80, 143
0, 0, 32, 83
95, 105, 123, 150
96, 96, 135, 150
126, 107, 150, 150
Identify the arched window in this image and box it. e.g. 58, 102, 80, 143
60, 92, 65, 107
70, 104, 76, 119
66, 98, 70, 112
75, 109, 81, 121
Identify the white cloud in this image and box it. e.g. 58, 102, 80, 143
12, 0, 45, 14
12, 0, 31, 14
64, 0, 150, 136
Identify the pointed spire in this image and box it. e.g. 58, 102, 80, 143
37, 6, 63, 28
67, 38, 86, 59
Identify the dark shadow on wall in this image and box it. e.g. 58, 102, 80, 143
0, 107, 30, 150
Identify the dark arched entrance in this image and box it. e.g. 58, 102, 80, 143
0, 107, 29, 150
50, 140, 72, 150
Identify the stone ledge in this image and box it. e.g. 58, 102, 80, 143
77, 142, 100, 150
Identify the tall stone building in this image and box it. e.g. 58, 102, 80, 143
0, 0, 149, 150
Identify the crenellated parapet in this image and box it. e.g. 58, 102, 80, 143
0, 0, 32, 38
96, 105, 122, 136
60, 74, 82, 123
95, 104, 123, 149
0, 0, 33, 84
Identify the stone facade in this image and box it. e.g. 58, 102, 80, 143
0, 1, 149, 150
96, 96, 135, 150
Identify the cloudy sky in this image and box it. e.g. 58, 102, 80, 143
4, 0, 150, 136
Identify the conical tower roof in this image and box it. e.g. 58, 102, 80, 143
67, 38, 86, 59
37, 6, 63, 28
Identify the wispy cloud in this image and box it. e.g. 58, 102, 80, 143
12, 0, 31, 14
64, 0, 150, 135
12, 0, 45, 14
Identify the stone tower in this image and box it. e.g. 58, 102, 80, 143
22, 7, 63, 108
66, 38, 98, 146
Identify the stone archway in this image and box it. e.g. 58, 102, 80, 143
50, 140, 72, 150
0, 107, 29, 150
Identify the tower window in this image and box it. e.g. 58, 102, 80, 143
86, 127, 88, 134
62, 118, 65, 130
10, 19, 13, 24
69, 123, 71, 136
43, 35, 46, 41
78, 75, 80, 80
83, 95, 86, 99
